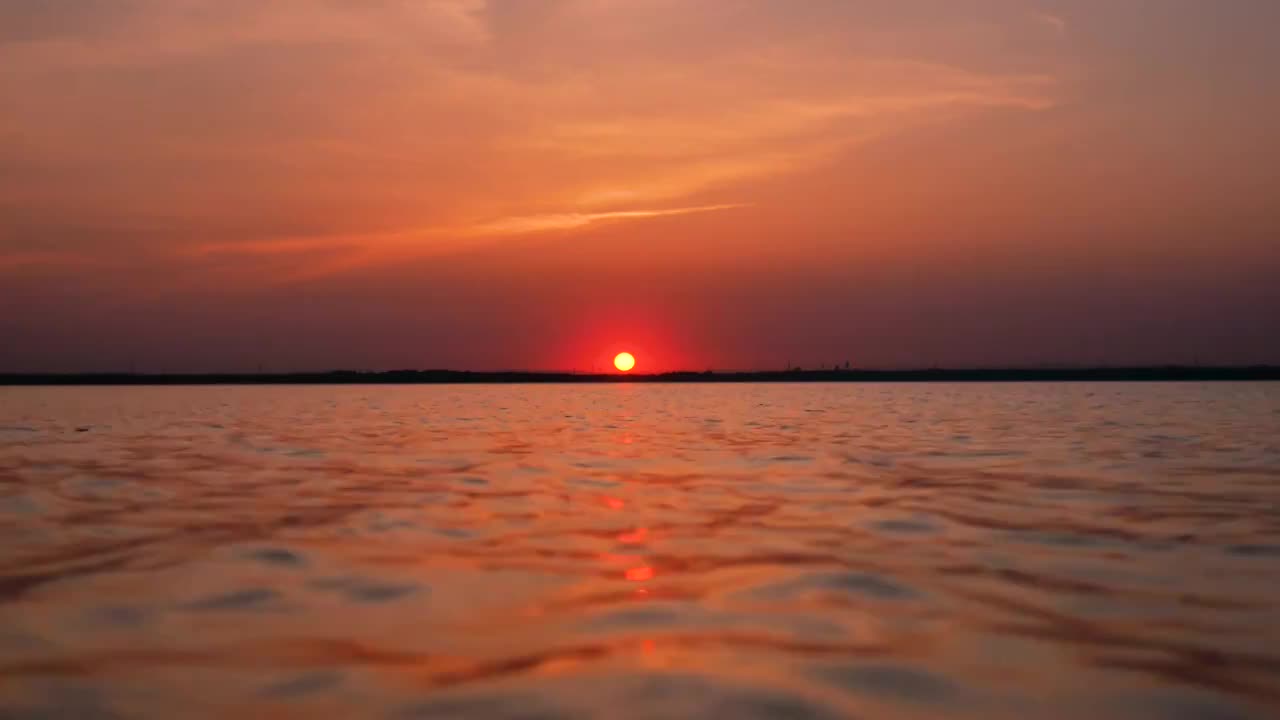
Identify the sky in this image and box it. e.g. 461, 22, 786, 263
1, 0, 1278, 373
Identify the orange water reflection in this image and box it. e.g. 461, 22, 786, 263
624, 566, 655, 582
0, 384, 1278, 719
617, 528, 648, 544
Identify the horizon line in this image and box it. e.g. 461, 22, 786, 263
3, 365, 1278, 386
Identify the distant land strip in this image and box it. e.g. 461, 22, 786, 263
2, 367, 1279, 385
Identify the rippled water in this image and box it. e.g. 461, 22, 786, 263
2, 383, 1279, 719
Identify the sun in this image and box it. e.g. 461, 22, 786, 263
613, 352, 636, 372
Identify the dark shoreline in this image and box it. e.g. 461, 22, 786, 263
2, 367, 1279, 386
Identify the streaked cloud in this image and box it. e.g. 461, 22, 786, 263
0, 0, 1064, 284
468, 204, 747, 235
182, 203, 747, 282
1034, 12, 1067, 35
194, 203, 746, 255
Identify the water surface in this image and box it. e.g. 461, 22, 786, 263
1, 383, 1279, 718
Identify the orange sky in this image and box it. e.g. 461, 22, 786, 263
2, 1, 1278, 372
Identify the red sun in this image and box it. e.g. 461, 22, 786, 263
613, 352, 636, 372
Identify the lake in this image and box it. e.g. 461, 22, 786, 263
1, 383, 1279, 719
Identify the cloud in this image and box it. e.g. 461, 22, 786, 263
183, 203, 748, 282
0, 0, 1062, 284
509, 57, 1055, 207
1034, 12, 1067, 34
467, 204, 747, 235
193, 203, 746, 256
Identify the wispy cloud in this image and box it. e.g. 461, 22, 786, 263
468, 204, 745, 235
1034, 12, 1067, 34
1, 0, 1063, 286
508, 61, 1056, 210
194, 203, 744, 255
187, 203, 747, 282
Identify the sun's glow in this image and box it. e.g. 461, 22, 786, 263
614, 352, 636, 372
